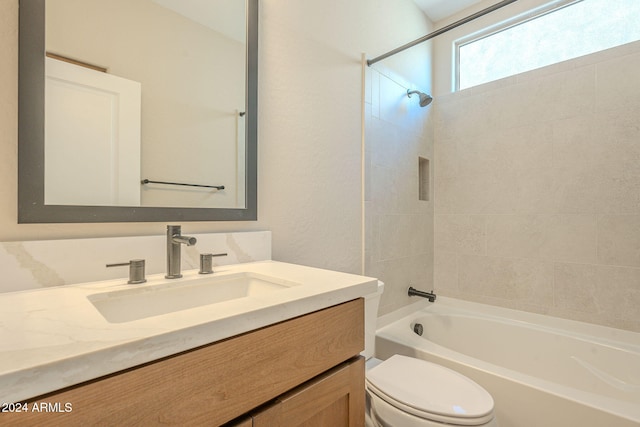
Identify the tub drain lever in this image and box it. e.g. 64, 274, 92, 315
408, 286, 436, 302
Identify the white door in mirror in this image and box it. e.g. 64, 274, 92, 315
45, 57, 141, 206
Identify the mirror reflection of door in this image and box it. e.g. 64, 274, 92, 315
45, 57, 142, 206
45, 0, 247, 209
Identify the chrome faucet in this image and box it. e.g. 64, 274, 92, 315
166, 225, 197, 279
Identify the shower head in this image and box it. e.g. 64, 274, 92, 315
407, 89, 433, 107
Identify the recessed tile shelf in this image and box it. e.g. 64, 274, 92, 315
419, 157, 430, 201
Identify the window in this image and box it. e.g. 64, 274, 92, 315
456, 0, 640, 91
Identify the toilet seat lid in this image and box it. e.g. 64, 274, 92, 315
366, 355, 494, 420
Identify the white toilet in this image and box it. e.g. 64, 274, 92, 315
362, 282, 498, 426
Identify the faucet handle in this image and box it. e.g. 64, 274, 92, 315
106, 259, 147, 284
199, 253, 228, 274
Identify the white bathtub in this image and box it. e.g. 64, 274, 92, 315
375, 297, 640, 427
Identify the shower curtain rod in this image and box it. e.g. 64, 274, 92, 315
367, 0, 518, 66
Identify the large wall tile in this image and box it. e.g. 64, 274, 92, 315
596, 50, 640, 112
369, 117, 404, 169
376, 254, 432, 315
486, 215, 597, 264
552, 108, 640, 215
595, 265, 640, 325
598, 215, 640, 268
551, 114, 601, 214
503, 168, 557, 214
435, 172, 509, 214
379, 214, 430, 261
434, 41, 640, 331
593, 108, 640, 214
553, 263, 598, 313
552, 114, 601, 170
433, 250, 458, 294
433, 137, 457, 183
457, 124, 553, 176
434, 214, 485, 255
553, 263, 640, 332
458, 254, 554, 306
532, 65, 596, 123
365, 67, 434, 316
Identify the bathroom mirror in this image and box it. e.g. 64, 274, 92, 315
18, 0, 258, 222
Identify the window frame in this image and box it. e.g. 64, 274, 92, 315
453, 0, 587, 91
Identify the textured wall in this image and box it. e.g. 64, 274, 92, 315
433, 41, 640, 332
257, 0, 432, 274
364, 65, 434, 316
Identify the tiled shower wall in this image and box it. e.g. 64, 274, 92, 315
364, 65, 434, 316
434, 41, 640, 332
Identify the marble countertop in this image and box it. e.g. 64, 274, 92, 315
0, 260, 377, 403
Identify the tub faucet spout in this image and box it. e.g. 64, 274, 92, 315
408, 287, 436, 302
166, 225, 197, 279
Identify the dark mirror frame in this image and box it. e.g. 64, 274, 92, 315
18, 0, 258, 223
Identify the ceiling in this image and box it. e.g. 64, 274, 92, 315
152, 0, 486, 39
153, 0, 488, 43
412, 0, 486, 22
151, 0, 246, 43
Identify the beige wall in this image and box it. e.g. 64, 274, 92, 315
433, 41, 640, 332
258, 0, 432, 273
360, 2, 434, 316
364, 64, 434, 316
1, 0, 431, 276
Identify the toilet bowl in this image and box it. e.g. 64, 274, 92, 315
362, 282, 497, 426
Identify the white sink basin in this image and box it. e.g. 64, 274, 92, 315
88, 272, 300, 323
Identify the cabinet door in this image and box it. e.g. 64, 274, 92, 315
252, 357, 365, 427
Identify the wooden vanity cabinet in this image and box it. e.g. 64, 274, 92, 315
251, 357, 364, 426
1, 299, 364, 427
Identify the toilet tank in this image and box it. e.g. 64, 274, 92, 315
362, 281, 384, 359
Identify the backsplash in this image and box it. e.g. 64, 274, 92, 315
0, 231, 271, 293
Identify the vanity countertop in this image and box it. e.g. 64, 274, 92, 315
0, 260, 377, 403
